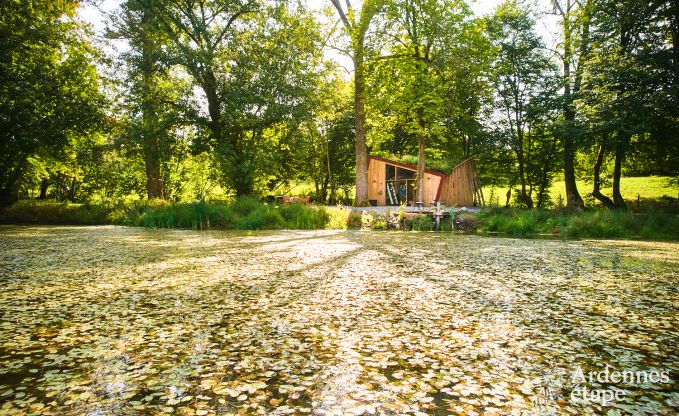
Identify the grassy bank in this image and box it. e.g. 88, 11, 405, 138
474, 208, 679, 240
483, 176, 679, 208
2, 199, 678, 240
0, 199, 345, 230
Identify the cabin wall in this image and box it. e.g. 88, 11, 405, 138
421, 173, 442, 206
439, 158, 478, 206
368, 157, 442, 206
368, 158, 387, 206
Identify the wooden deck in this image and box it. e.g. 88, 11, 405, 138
351, 206, 481, 215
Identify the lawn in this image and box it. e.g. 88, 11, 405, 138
482, 176, 679, 207
0, 226, 677, 415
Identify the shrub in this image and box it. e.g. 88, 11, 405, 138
326, 207, 350, 229
231, 197, 261, 217
346, 210, 363, 229
453, 212, 478, 232
0, 200, 111, 225
279, 202, 329, 229
411, 215, 434, 231
562, 210, 626, 238
235, 207, 284, 230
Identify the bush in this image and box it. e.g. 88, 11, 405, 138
562, 210, 626, 238
453, 212, 478, 232
411, 215, 434, 231
279, 202, 329, 229
235, 207, 284, 230
137, 198, 331, 231
231, 197, 261, 218
346, 210, 363, 229
0, 200, 112, 225
475, 207, 679, 240
325, 207, 350, 229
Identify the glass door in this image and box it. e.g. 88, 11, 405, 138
385, 165, 416, 206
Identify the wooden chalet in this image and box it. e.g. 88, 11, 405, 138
367, 156, 483, 207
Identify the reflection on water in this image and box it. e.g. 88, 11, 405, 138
0, 226, 677, 415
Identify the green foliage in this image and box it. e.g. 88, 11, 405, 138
235, 207, 284, 231
484, 176, 679, 210
139, 199, 329, 231
486, 1, 562, 208
476, 207, 679, 240
370, 213, 389, 230
0, 0, 107, 205
279, 203, 329, 230
325, 207, 351, 229
2, 0, 677, 216
368, 0, 493, 180
410, 215, 434, 231
478, 209, 540, 236
0, 200, 112, 225
294, 72, 356, 204
346, 211, 364, 229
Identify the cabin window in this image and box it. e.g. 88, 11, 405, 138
396, 168, 415, 180
385, 164, 416, 206
386, 164, 396, 181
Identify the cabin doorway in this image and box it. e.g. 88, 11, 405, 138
385, 164, 416, 205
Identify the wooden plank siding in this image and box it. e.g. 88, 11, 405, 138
367, 156, 480, 207
368, 156, 444, 207
439, 157, 478, 206
368, 157, 387, 206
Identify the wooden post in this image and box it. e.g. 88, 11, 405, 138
434, 201, 443, 231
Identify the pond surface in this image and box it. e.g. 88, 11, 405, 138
0, 226, 677, 415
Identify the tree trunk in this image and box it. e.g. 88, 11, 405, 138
39, 177, 49, 199
515, 133, 533, 209
415, 109, 426, 203
230, 137, 255, 197
612, 137, 627, 209
416, 132, 425, 203
314, 179, 320, 203
204, 70, 222, 142
561, 0, 585, 210
592, 143, 615, 208
320, 175, 329, 204
0, 186, 18, 207
325, 128, 334, 204
141, 8, 164, 200
671, 0, 679, 108
144, 149, 164, 199
67, 177, 78, 202
353, 50, 369, 206
563, 139, 583, 209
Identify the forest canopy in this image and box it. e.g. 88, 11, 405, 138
1, 0, 677, 209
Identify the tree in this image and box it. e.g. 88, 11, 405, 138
0, 0, 106, 205
149, 0, 320, 196
488, 1, 562, 208
550, 0, 591, 210
579, 0, 673, 209
111, 0, 194, 200
330, 0, 385, 205
373, 0, 495, 203
296, 69, 355, 204
217, 4, 322, 196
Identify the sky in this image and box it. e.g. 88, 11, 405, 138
78, 0, 560, 74
79, 0, 510, 26
80, 0, 560, 39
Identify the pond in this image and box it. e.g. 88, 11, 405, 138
0, 226, 677, 415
